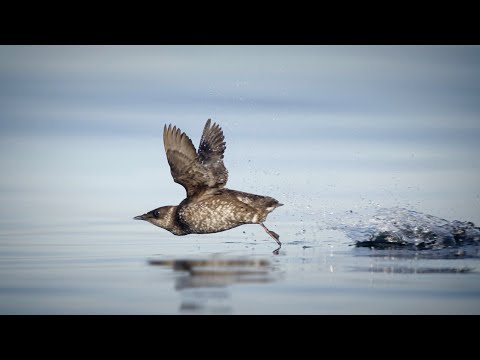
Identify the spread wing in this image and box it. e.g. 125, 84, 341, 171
163, 119, 228, 197
198, 119, 228, 185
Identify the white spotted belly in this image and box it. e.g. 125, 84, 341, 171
177, 198, 254, 234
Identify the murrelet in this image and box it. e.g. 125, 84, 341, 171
134, 119, 283, 251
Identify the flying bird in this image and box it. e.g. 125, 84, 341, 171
134, 119, 283, 251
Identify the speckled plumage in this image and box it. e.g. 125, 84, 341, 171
134, 119, 283, 249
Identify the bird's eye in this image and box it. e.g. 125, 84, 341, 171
154, 210, 159, 217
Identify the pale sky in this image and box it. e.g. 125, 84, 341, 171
1, 45, 479, 227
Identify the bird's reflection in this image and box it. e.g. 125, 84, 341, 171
149, 256, 275, 314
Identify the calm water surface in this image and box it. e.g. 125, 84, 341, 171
1, 218, 479, 314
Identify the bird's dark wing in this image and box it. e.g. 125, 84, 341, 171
197, 119, 228, 186
163, 120, 228, 197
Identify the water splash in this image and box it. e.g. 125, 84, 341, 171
332, 207, 480, 251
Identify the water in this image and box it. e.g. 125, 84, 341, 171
1, 214, 479, 314
1, 45, 480, 314
335, 207, 480, 251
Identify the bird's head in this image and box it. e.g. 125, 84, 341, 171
133, 206, 172, 226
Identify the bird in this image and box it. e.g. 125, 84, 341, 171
134, 119, 283, 251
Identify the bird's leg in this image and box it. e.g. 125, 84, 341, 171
260, 223, 281, 246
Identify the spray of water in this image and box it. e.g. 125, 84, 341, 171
330, 207, 480, 250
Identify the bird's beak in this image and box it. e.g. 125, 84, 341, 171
133, 214, 147, 220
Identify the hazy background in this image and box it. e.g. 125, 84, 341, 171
1, 45, 479, 233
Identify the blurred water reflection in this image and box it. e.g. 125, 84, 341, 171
149, 256, 275, 314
